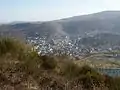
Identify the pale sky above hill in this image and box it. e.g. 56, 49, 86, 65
0, 0, 120, 23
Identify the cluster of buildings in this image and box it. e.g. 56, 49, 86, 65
26, 34, 120, 58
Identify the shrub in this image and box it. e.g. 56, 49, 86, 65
0, 38, 28, 57
60, 60, 83, 79
19, 51, 41, 75
105, 76, 120, 90
60, 62, 104, 88
40, 55, 57, 70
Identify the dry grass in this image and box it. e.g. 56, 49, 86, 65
0, 38, 119, 90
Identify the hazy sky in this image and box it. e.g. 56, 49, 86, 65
0, 0, 120, 23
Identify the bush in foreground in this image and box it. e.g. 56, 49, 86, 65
0, 37, 120, 90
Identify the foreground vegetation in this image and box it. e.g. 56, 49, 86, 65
0, 38, 120, 90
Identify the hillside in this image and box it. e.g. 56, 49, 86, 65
1, 11, 120, 38
1, 11, 120, 57
1, 38, 120, 90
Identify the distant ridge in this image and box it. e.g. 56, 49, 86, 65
1, 10, 120, 38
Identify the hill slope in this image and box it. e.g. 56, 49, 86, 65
1, 11, 120, 38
